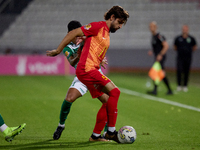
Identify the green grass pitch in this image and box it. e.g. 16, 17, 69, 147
0, 72, 200, 150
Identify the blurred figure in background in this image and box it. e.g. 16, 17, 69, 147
4, 48, 13, 55
147, 21, 173, 95
174, 25, 197, 92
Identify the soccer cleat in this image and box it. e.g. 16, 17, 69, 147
176, 86, 182, 91
102, 131, 107, 138
4, 123, 26, 142
183, 86, 188, 92
166, 90, 173, 95
53, 126, 65, 140
89, 134, 109, 142
105, 130, 120, 143
147, 90, 157, 96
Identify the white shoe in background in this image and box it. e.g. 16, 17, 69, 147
183, 86, 188, 92
177, 86, 182, 91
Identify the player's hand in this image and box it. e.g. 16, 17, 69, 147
76, 36, 86, 45
101, 57, 108, 69
148, 50, 153, 56
46, 49, 59, 57
156, 54, 163, 62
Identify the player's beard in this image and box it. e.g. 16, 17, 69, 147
110, 23, 118, 33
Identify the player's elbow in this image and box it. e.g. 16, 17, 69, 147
164, 42, 169, 50
193, 45, 197, 51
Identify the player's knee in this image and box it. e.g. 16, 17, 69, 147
109, 87, 120, 97
102, 94, 109, 103
115, 87, 121, 96
65, 95, 76, 103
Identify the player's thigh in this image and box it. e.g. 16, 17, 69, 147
90, 71, 118, 95
160, 57, 166, 70
183, 59, 191, 71
98, 93, 109, 103
101, 81, 118, 94
65, 88, 82, 102
177, 59, 184, 71
65, 77, 88, 102
88, 70, 116, 93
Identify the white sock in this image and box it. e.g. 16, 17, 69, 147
0, 124, 8, 132
58, 123, 65, 128
92, 132, 101, 137
108, 127, 115, 133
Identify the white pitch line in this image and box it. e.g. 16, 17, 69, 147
119, 87, 200, 112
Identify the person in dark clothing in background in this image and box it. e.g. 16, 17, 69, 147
148, 21, 173, 95
174, 25, 197, 92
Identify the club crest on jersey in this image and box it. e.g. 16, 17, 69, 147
65, 51, 70, 57
186, 37, 191, 43
158, 34, 164, 41
84, 24, 92, 30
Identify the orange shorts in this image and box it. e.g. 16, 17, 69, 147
76, 69, 111, 98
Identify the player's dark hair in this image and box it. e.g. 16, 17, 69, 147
67, 20, 82, 32
104, 6, 129, 24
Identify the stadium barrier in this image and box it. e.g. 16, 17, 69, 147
0, 55, 108, 75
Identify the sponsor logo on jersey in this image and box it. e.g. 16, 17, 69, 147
65, 51, 70, 57
187, 37, 191, 43
84, 24, 92, 30
158, 34, 164, 42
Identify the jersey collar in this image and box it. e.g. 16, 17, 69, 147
103, 21, 109, 32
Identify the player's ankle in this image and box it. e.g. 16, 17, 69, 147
91, 133, 101, 139
58, 123, 65, 128
107, 130, 116, 135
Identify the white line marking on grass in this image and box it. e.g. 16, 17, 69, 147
119, 87, 200, 112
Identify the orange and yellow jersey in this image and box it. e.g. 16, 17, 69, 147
78, 21, 110, 72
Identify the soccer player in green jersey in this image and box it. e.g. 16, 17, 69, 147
0, 114, 26, 142
53, 21, 108, 141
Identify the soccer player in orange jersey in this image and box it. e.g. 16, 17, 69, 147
47, 6, 129, 143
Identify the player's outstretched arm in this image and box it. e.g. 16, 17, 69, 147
46, 28, 84, 57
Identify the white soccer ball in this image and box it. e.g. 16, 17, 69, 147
117, 126, 137, 144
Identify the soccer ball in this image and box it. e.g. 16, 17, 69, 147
117, 126, 136, 144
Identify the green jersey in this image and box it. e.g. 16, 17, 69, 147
63, 42, 80, 69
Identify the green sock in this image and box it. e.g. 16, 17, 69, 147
59, 100, 72, 125
0, 114, 8, 133
104, 124, 108, 132
0, 114, 5, 127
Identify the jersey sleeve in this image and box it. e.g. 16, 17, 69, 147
81, 22, 100, 37
191, 36, 197, 46
174, 37, 178, 46
63, 46, 73, 59
158, 34, 166, 42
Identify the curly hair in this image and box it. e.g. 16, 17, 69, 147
104, 6, 129, 24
